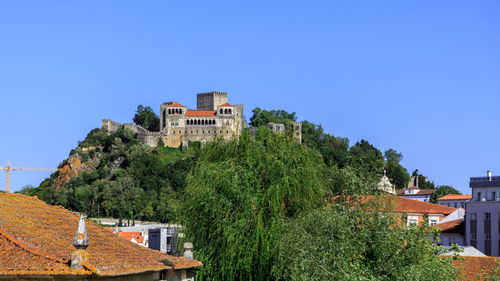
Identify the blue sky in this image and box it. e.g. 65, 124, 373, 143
0, 1, 499, 194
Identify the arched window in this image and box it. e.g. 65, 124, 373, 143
220, 109, 223, 114
228, 109, 232, 114
179, 109, 182, 114
168, 109, 171, 114
224, 109, 228, 114
175, 108, 179, 114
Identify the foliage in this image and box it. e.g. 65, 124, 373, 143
249, 107, 297, 128
430, 185, 462, 203
29, 127, 195, 223
273, 196, 458, 281
412, 169, 436, 189
182, 128, 326, 281
348, 140, 384, 182
133, 105, 160, 131
384, 149, 411, 189
301, 121, 350, 167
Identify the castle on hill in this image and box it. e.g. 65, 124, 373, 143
103, 91, 244, 148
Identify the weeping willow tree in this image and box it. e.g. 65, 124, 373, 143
182, 128, 327, 281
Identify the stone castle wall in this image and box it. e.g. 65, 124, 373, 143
102, 119, 162, 147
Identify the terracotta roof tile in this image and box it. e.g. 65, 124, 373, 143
331, 195, 457, 215
0, 193, 202, 276
453, 256, 500, 280
218, 102, 232, 107
392, 196, 457, 214
437, 194, 472, 201
167, 102, 185, 107
185, 110, 217, 117
435, 218, 464, 233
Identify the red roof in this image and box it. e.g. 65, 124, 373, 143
332, 195, 457, 215
453, 256, 500, 280
167, 102, 185, 107
392, 196, 457, 214
218, 102, 232, 107
436, 218, 464, 232
185, 110, 217, 117
437, 194, 472, 201
396, 188, 435, 196
0, 193, 202, 277
119, 232, 144, 244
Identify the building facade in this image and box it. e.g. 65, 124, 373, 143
465, 171, 500, 256
396, 187, 434, 202
103, 91, 244, 148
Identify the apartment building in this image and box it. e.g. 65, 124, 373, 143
465, 171, 500, 256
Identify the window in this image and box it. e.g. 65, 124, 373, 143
407, 216, 418, 226
429, 218, 439, 226
493, 192, 497, 201
447, 203, 451, 207
461, 202, 465, 208
477, 192, 482, 201
485, 212, 491, 220
471, 233, 477, 240
486, 233, 491, 240
470, 213, 477, 220
454, 202, 457, 208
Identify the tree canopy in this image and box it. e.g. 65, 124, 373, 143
182, 128, 326, 281
133, 105, 160, 131
430, 185, 462, 203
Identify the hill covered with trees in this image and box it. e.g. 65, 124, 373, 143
21, 105, 460, 223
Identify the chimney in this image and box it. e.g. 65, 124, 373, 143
71, 215, 90, 269
487, 170, 492, 181
183, 242, 194, 260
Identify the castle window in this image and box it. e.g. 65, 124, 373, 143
162, 110, 167, 128
168, 109, 171, 114
179, 130, 181, 134
202, 131, 204, 134
224, 108, 228, 114
191, 131, 193, 134
228, 109, 232, 114
220, 109, 223, 114
208, 130, 210, 133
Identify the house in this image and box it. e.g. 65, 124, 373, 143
437, 194, 472, 209
396, 187, 435, 202
391, 196, 457, 225
466, 171, 500, 256
0, 193, 202, 280
436, 218, 465, 246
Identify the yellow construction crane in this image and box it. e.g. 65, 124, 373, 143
0, 161, 57, 194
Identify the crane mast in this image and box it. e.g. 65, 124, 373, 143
0, 161, 56, 194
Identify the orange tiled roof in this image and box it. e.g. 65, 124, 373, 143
0, 193, 202, 277
331, 195, 457, 215
218, 102, 232, 107
119, 232, 144, 244
392, 196, 457, 215
453, 256, 500, 280
167, 102, 185, 107
437, 194, 472, 201
436, 218, 464, 232
185, 110, 217, 117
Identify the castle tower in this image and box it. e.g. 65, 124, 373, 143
197, 91, 228, 110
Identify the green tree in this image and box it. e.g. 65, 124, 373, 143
249, 107, 297, 127
133, 105, 160, 131
384, 149, 411, 189
301, 121, 350, 167
273, 196, 458, 281
348, 140, 384, 181
430, 185, 461, 203
182, 128, 326, 281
